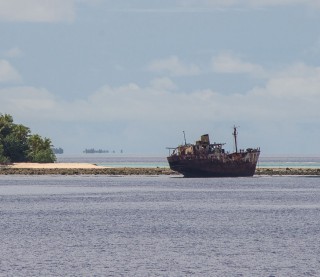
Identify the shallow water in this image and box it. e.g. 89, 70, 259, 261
0, 175, 319, 276
57, 154, 320, 168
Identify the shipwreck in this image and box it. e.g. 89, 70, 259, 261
167, 127, 260, 177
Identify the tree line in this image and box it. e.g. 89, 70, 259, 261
0, 114, 56, 164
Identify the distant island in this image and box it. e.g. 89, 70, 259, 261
83, 148, 123, 154
52, 147, 64, 154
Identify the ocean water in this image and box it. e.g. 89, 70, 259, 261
0, 175, 320, 276
57, 154, 320, 168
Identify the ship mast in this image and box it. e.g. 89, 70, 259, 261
183, 131, 187, 145
233, 126, 238, 153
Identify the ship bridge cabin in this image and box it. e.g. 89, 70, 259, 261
195, 134, 226, 154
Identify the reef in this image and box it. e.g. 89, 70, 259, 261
0, 166, 320, 176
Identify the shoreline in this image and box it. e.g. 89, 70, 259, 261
255, 167, 320, 176
0, 163, 320, 176
9, 162, 106, 169
0, 167, 176, 176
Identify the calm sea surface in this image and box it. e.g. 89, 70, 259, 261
57, 154, 320, 168
0, 175, 319, 276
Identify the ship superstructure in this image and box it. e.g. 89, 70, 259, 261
167, 127, 260, 177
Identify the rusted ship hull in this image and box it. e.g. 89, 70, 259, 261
167, 156, 258, 177
167, 128, 260, 178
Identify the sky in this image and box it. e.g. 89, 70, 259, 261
1, 0, 320, 155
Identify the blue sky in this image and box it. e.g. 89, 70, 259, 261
1, 0, 320, 155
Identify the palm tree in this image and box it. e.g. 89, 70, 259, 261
27, 135, 56, 162
13, 124, 30, 141
0, 114, 14, 138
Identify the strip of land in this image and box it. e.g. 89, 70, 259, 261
0, 163, 320, 175
255, 167, 320, 176
0, 163, 176, 175
10, 162, 106, 169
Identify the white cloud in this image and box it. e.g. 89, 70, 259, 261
0, 0, 318, 23
178, 0, 320, 9
212, 53, 267, 78
0, 0, 75, 22
246, 0, 320, 8
178, 0, 237, 8
249, 63, 320, 101
149, 77, 177, 90
2, 62, 319, 124
148, 56, 201, 76
4, 47, 23, 58
0, 87, 56, 115
1, 62, 320, 153
0, 60, 21, 83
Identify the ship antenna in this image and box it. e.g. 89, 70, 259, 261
233, 126, 238, 153
183, 131, 187, 145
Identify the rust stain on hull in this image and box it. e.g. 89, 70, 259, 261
167, 127, 260, 178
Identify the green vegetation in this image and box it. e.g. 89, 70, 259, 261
0, 114, 56, 164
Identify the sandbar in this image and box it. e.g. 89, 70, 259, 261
0, 163, 320, 176
10, 162, 105, 169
